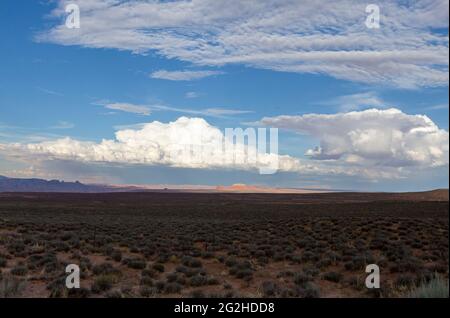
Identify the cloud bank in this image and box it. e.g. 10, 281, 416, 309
258, 108, 449, 168
4, 117, 299, 174
2, 109, 448, 180
37, 0, 449, 88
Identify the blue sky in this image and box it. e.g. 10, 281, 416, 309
0, 0, 448, 191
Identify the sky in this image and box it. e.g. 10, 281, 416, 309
0, 0, 448, 191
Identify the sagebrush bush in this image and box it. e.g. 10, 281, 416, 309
68, 287, 91, 298
189, 274, 208, 287
111, 250, 122, 262
0, 193, 447, 298
166, 272, 178, 283
105, 290, 123, 298
11, 265, 28, 276
262, 281, 277, 297
207, 276, 219, 285
140, 276, 154, 287
142, 268, 158, 278
294, 272, 312, 286
140, 285, 157, 297
182, 256, 202, 268
322, 271, 343, 283
0, 275, 25, 297
302, 282, 320, 298
127, 258, 147, 270
92, 262, 116, 276
190, 289, 206, 298
91, 275, 116, 293
164, 282, 182, 294
152, 263, 165, 273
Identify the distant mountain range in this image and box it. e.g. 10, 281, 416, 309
0, 176, 334, 193
0, 176, 448, 200
0, 175, 116, 193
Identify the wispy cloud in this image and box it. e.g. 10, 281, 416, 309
94, 101, 151, 116
113, 123, 148, 130
425, 104, 449, 111
150, 69, 223, 81
185, 92, 199, 99
145, 104, 252, 118
50, 121, 75, 129
0, 122, 71, 142
37, 0, 449, 88
202, 108, 253, 116
319, 92, 390, 112
36, 86, 63, 96
96, 101, 251, 118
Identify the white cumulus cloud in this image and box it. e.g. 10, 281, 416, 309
258, 108, 449, 168
2, 111, 448, 180
3, 117, 300, 174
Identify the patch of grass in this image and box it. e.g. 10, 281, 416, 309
406, 275, 449, 298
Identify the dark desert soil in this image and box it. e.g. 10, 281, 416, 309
0, 191, 448, 298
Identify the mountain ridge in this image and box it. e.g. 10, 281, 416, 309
0, 175, 448, 200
